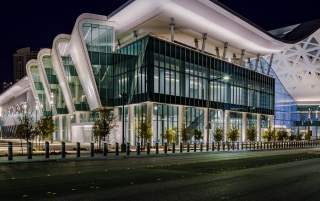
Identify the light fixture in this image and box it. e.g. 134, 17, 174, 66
223, 75, 230, 81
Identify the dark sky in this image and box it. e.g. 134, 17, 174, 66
0, 0, 319, 85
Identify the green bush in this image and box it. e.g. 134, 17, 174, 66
213, 127, 223, 142
276, 130, 289, 141
262, 127, 275, 142
164, 128, 176, 144
304, 130, 311, 141
246, 127, 256, 142
227, 127, 239, 142
194, 129, 202, 142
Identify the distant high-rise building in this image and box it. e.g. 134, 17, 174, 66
13, 47, 38, 82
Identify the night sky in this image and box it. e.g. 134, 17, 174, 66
0, 0, 319, 85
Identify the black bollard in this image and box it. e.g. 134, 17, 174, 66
156, 142, 159, 154
76, 142, 80, 158
90, 142, 94, 157
180, 143, 183, 153
126, 142, 130, 156
194, 143, 197, 152
137, 143, 141, 155
187, 143, 190, 152
172, 143, 175, 153
8, 142, 13, 161
222, 142, 225, 151
212, 142, 215, 151
200, 143, 203, 152
115, 142, 119, 156
61, 142, 66, 159
147, 143, 150, 155
164, 142, 168, 154
103, 143, 108, 157
27, 142, 32, 160
206, 143, 209, 152
218, 142, 221, 151
45, 141, 50, 159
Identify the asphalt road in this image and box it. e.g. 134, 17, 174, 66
1, 149, 320, 201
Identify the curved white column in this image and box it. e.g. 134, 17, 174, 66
52, 34, 75, 114
26, 59, 45, 114
37, 49, 57, 114
69, 13, 112, 110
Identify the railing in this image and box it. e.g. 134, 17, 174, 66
0, 140, 319, 162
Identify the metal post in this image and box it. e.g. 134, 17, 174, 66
76, 142, 80, 158
147, 142, 150, 155
194, 142, 196, 152
61, 142, 66, 159
45, 141, 50, 159
115, 142, 119, 156
187, 143, 190, 152
27, 142, 32, 160
90, 142, 94, 157
212, 142, 215, 151
8, 142, 12, 161
172, 143, 175, 154
200, 143, 203, 152
126, 142, 130, 156
164, 142, 168, 154
103, 143, 108, 157
137, 142, 141, 155
156, 142, 159, 154
180, 142, 183, 153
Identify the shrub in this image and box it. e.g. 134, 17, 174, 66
164, 128, 176, 144
246, 127, 256, 142
227, 127, 239, 142
213, 127, 223, 142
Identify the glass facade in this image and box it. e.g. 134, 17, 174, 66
61, 56, 89, 111
42, 56, 68, 114
82, 23, 113, 106
29, 65, 50, 115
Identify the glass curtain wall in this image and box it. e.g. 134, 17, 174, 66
82, 23, 113, 106
42, 56, 68, 114
29, 65, 50, 115
61, 56, 89, 111
153, 104, 179, 145
209, 109, 224, 142
147, 36, 274, 114
185, 107, 204, 142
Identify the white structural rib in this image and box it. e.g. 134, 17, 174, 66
109, 0, 287, 54
37, 49, 57, 114
69, 13, 110, 110
52, 34, 75, 113
26, 59, 43, 112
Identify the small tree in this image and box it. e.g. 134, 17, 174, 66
164, 128, 176, 144
296, 132, 302, 141
276, 130, 289, 141
246, 127, 256, 142
181, 126, 192, 144
35, 116, 55, 146
16, 114, 34, 143
194, 129, 202, 143
227, 127, 239, 142
213, 127, 223, 142
304, 130, 311, 141
262, 127, 275, 142
136, 121, 152, 146
93, 108, 117, 149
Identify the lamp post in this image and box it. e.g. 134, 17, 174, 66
120, 92, 127, 152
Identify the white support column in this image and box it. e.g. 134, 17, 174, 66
66, 115, 72, 142
146, 102, 154, 145
128, 105, 135, 145
224, 110, 230, 142
177, 105, 184, 145
242, 112, 247, 142
269, 115, 274, 129
75, 112, 81, 124
59, 116, 63, 141
257, 114, 261, 141
204, 107, 209, 144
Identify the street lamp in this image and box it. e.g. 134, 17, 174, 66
119, 92, 128, 152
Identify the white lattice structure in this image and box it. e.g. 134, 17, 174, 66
271, 29, 320, 104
